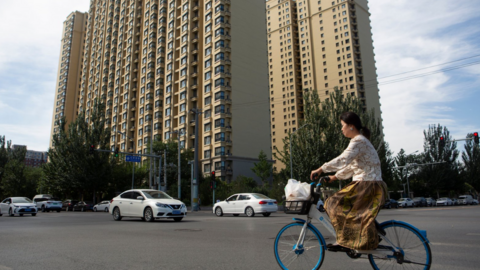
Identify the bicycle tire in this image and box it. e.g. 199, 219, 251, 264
274, 222, 326, 270
369, 221, 432, 270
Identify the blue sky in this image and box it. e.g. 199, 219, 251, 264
0, 0, 478, 156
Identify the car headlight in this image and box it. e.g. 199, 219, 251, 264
181, 204, 186, 209
156, 202, 168, 208
13, 204, 19, 208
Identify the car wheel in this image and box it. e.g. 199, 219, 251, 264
32, 213, 36, 216
215, 207, 223, 217
233, 214, 239, 216
65, 207, 68, 212
173, 217, 183, 222
19, 214, 23, 217
46, 209, 50, 212
81, 207, 85, 212
8, 208, 14, 217
104, 207, 109, 212
395, 205, 398, 209
41, 206, 46, 212
245, 207, 255, 217
144, 207, 155, 222
262, 213, 271, 217
388, 205, 391, 209
57, 210, 60, 213
113, 207, 122, 221
93, 207, 97, 212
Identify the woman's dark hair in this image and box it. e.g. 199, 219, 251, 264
340, 112, 371, 140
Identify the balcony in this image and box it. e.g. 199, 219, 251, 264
226, 140, 232, 146
225, 98, 232, 104
225, 112, 232, 118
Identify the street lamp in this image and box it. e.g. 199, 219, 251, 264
289, 123, 309, 179
172, 129, 184, 199
117, 130, 136, 189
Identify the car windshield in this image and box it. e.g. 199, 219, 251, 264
12, 198, 32, 203
459, 196, 466, 199
251, 194, 270, 199
438, 198, 447, 200
398, 198, 406, 201
142, 190, 173, 199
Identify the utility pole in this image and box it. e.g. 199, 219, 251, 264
164, 149, 167, 192
149, 125, 153, 189
190, 108, 202, 211
172, 129, 183, 199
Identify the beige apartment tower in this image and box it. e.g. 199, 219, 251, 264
266, 0, 382, 169
50, 11, 88, 149
51, 0, 271, 182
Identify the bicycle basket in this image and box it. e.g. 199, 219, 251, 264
284, 200, 312, 215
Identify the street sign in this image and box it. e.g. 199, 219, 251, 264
126, 155, 141, 163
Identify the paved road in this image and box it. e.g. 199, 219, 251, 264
1, 205, 479, 270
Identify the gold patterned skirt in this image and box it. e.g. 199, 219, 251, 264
324, 180, 388, 250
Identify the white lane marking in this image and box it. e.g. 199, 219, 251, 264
431, 242, 480, 248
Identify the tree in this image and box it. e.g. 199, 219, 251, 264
416, 124, 460, 198
43, 101, 112, 202
461, 133, 480, 191
251, 150, 273, 187
274, 88, 386, 187
151, 138, 194, 199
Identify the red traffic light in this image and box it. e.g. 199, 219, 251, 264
439, 137, 445, 148
211, 171, 215, 178
474, 132, 479, 144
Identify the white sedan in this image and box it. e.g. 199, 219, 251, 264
397, 198, 414, 208
436, 197, 453, 206
0, 197, 38, 216
93, 200, 110, 212
213, 193, 278, 217
109, 189, 186, 222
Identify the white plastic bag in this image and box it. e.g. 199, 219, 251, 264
285, 179, 311, 201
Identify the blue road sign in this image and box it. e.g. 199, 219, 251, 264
126, 155, 141, 163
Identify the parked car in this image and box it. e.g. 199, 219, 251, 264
397, 198, 414, 208
458, 195, 474, 205
436, 197, 453, 206
72, 201, 94, 212
32, 194, 62, 212
213, 193, 278, 217
109, 189, 186, 222
452, 198, 459, 205
383, 199, 398, 209
412, 197, 427, 207
425, 197, 437, 207
472, 199, 479, 205
62, 200, 79, 211
0, 197, 37, 216
93, 200, 110, 212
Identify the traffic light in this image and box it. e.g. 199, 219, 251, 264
474, 132, 479, 144
114, 147, 119, 157
213, 181, 217, 190
439, 136, 445, 148
89, 145, 95, 155
211, 171, 215, 179
210, 181, 214, 190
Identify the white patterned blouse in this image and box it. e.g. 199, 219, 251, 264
321, 135, 383, 181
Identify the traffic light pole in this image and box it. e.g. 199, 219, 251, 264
191, 108, 202, 211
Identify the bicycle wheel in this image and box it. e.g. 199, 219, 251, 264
369, 221, 432, 270
274, 222, 326, 270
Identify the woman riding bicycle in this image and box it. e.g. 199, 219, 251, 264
310, 111, 387, 251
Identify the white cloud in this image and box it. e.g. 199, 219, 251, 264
0, 0, 89, 151
369, 0, 480, 155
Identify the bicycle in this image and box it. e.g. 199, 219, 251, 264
273, 176, 432, 270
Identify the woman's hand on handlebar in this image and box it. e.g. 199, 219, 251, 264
310, 168, 323, 180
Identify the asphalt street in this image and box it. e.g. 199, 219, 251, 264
1, 205, 479, 270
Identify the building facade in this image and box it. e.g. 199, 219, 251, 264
12, 145, 48, 167
266, 0, 382, 170
50, 11, 89, 149
51, 0, 271, 182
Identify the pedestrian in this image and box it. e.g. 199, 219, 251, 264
310, 111, 387, 251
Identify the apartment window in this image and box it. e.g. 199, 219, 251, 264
205, 47, 212, 56
205, 71, 211, 80
205, 35, 212, 44
205, 83, 212, 93
205, 23, 212, 32
215, 40, 225, 49
215, 91, 225, 101
205, 123, 211, 131
205, 59, 211, 68
215, 65, 224, 74
215, 52, 224, 61
215, 28, 224, 37
204, 150, 211, 158
204, 136, 211, 145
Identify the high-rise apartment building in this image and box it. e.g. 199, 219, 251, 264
51, 0, 271, 182
266, 0, 382, 169
50, 11, 88, 149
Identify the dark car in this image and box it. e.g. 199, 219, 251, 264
62, 200, 79, 211
412, 197, 427, 207
383, 199, 398, 209
72, 201, 94, 212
